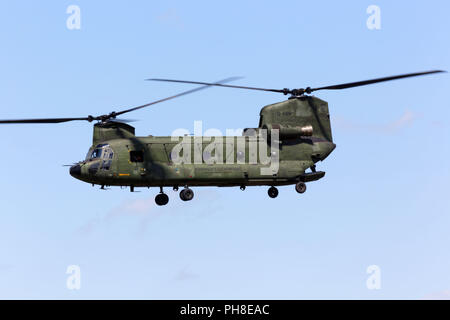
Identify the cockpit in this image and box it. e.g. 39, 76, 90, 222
70, 144, 115, 180
85, 144, 115, 171
86, 144, 114, 161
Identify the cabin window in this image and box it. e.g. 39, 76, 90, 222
130, 150, 144, 162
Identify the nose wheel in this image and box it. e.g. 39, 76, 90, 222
268, 186, 279, 198
179, 187, 194, 201
155, 187, 169, 206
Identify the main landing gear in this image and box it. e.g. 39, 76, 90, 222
295, 181, 307, 194
179, 187, 194, 201
154, 186, 195, 205
268, 186, 279, 198
155, 187, 169, 206
267, 182, 307, 198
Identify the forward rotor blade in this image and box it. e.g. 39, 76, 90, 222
0, 76, 242, 125
310, 70, 446, 92
115, 76, 244, 117
0, 117, 90, 124
113, 118, 136, 123
146, 78, 284, 94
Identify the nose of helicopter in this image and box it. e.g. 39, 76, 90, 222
69, 164, 82, 177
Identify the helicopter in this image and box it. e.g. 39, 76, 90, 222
0, 70, 445, 206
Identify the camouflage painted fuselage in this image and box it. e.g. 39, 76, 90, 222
70, 96, 336, 189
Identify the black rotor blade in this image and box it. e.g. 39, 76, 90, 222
0, 76, 242, 125
146, 78, 284, 94
115, 76, 243, 117
113, 118, 136, 123
0, 117, 90, 124
310, 70, 446, 92
149, 70, 446, 96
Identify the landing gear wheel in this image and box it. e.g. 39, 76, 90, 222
268, 186, 279, 198
295, 182, 307, 194
179, 188, 194, 201
155, 193, 169, 206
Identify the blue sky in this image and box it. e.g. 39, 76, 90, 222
0, 0, 449, 299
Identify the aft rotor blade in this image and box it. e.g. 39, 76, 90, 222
0, 117, 90, 124
115, 76, 244, 117
146, 78, 284, 94
310, 70, 446, 92
149, 70, 446, 96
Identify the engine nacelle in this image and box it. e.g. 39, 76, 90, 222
262, 123, 313, 139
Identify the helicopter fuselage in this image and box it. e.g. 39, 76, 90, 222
69, 134, 335, 188
69, 95, 336, 204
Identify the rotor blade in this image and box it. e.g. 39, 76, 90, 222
115, 76, 244, 117
146, 78, 285, 94
0, 77, 242, 125
113, 118, 136, 123
0, 117, 90, 124
310, 70, 446, 92
149, 70, 446, 96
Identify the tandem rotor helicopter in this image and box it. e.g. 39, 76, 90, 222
0, 70, 445, 205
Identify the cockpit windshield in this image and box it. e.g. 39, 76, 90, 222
90, 148, 103, 159
86, 144, 113, 161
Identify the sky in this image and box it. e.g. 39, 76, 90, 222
0, 0, 449, 299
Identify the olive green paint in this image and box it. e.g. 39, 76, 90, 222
71, 96, 336, 189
